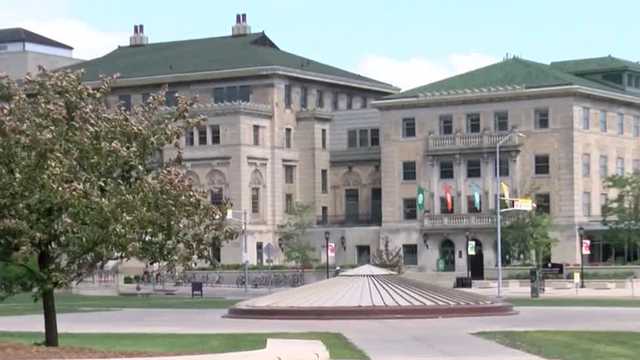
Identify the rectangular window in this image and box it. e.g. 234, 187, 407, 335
321, 129, 327, 149
402, 118, 416, 138
634, 116, 640, 137
225, 86, 238, 102
495, 157, 509, 177
467, 159, 481, 178
467, 195, 482, 213
582, 192, 591, 217
534, 155, 550, 175
165, 91, 177, 107
600, 110, 607, 132
370, 128, 380, 147
634, 159, 640, 174
300, 86, 308, 109
210, 125, 221, 145
347, 130, 358, 148
582, 153, 591, 177
466, 113, 481, 133
316, 90, 324, 109
332, 92, 339, 110
617, 113, 625, 135
582, 107, 590, 130
185, 128, 195, 146
285, 193, 294, 214
118, 94, 131, 111
251, 187, 260, 214
402, 244, 418, 265
599, 155, 608, 177
346, 94, 353, 110
213, 87, 225, 104
534, 108, 550, 129
535, 193, 551, 214
238, 85, 251, 102
285, 128, 292, 148
440, 161, 454, 179
494, 111, 509, 132
600, 193, 608, 212
439, 114, 453, 135
321, 206, 328, 224
198, 126, 207, 146
403, 198, 417, 220
359, 129, 369, 147
284, 85, 291, 109
284, 165, 294, 184
440, 196, 455, 214
321, 169, 328, 194
210, 188, 224, 206
616, 157, 625, 175
361, 96, 368, 109
402, 161, 417, 181
253, 125, 260, 146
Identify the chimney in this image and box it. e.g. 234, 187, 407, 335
232, 13, 251, 36
129, 23, 149, 46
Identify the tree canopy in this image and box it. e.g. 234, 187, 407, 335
602, 174, 640, 262
276, 202, 317, 268
502, 212, 556, 267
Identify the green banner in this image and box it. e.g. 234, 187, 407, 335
417, 186, 425, 211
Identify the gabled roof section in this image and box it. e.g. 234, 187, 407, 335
551, 56, 640, 75
0, 27, 73, 50
385, 57, 630, 100
65, 32, 395, 92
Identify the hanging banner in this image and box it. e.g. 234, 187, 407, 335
581, 239, 591, 255
470, 182, 481, 211
443, 184, 453, 212
417, 186, 425, 211
328, 242, 336, 257
500, 182, 510, 200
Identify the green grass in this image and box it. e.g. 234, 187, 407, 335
0, 331, 368, 359
476, 331, 640, 360
508, 297, 640, 308
0, 293, 238, 316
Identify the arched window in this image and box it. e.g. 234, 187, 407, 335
206, 169, 228, 206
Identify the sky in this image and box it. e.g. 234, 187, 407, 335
3, 0, 639, 90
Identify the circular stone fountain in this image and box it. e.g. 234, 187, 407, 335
226, 265, 515, 319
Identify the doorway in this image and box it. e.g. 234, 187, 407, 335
371, 188, 382, 224
345, 189, 359, 223
356, 245, 371, 265
469, 239, 484, 280
440, 239, 455, 272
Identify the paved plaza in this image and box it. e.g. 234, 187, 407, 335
2, 306, 640, 359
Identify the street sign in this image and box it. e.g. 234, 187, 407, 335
417, 186, 425, 211
328, 242, 336, 257
582, 239, 591, 255
513, 198, 533, 211
467, 240, 476, 256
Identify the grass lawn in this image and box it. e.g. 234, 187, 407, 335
508, 297, 640, 308
0, 293, 238, 316
0, 331, 368, 360
476, 331, 640, 360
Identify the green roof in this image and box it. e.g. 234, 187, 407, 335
550, 56, 640, 74
386, 57, 635, 100
66, 32, 394, 91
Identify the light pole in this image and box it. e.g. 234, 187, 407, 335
324, 231, 330, 279
242, 210, 248, 292
465, 231, 471, 281
578, 226, 585, 288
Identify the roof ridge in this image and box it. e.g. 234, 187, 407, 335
115, 32, 263, 50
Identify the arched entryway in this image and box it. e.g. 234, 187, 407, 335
440, 239, 455, 272
469, 239, 484, 280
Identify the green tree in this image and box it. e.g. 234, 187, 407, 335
0, 70, 238, 346
371, 236, 403, 273
602, 174, 640, 263
502, 212, 557, 267
277, 202, 317, 268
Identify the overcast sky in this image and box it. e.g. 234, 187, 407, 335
4, 0, 638, 90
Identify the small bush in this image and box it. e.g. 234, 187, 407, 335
123, 276, 133, 284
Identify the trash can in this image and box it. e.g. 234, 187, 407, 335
455, 276, 472, 288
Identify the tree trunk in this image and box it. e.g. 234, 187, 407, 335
41, 287, 59, 347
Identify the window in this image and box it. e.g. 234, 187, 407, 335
634, 116, 640, 137
440, 161, 454, 179
316, 90, 324, 109
494, 111, 509, 132
534, 193, 550, 214
495, 157, 509, 177
370, 128, 380, 147
617, 113, 624, 135
402, 244, 418, 265
284, 166, 294, 184
402, 118, 416, 138
332, 92, 339, 110
636, 76, 640, 88
210, 188, 224, 206
359, 129, 369, 147
210, 125, 221, 145
534, 155, 550, 175
213, 87, 225, 104
600, 110, 607, 132
600, 193, 608, 212
466, 113, 481, 133
582, 107, 590, 130
185, 128, 195, 146
285, 128, 292, 148
616, 157, 625, 175
439, 114, 453, 135
300, 86, 308, 109
534, 108, 549, 129
225, 86, 238, 102
599, 156, 608, 177
582, 192, 591, 217
402, 161, 416, 181
285, 194, 294, 214
198, 126, 207, 146
253, 125, 260, 145
251, 187, 260, 214
321, 206, 328, 224
238, 85, 250, 102
361, 96, 368, 109
403, 198, 417, 220
466, 159, 481, 178
321, 169, 328, 194
634, 159, 640, 174
321, 129, 327, 149
118, 94, 131, 111
440, 196, 455, 214
582, 153, 591, 177
165, 91, 177, 107
347, 130, 358, 148
467, 195, 481, 213
346, 94, 353, 110
284, 85, 291, 109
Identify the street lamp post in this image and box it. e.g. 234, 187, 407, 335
578, 226, 585, 288
324, 231, 330, 279
465, 231, 471, 281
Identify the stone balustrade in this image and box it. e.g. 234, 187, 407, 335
427, 132, 520, 151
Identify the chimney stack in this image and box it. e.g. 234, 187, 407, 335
232, 13, 251, 36
129, 23, 149, 46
